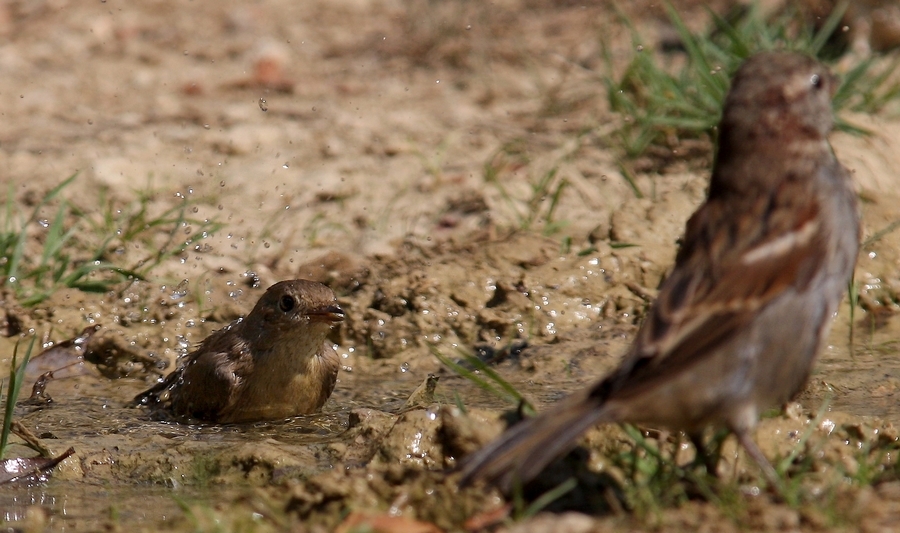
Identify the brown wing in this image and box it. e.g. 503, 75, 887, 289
133, 326, 252, 422
596, 175, 826, 401
167, 348, 245, 420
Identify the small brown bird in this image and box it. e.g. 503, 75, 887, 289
134, 279, 344, 423
459, 51, 860, 489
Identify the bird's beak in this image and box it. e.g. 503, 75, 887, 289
307, 304, 345, 324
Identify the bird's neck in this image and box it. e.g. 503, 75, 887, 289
710, 134, 830, 196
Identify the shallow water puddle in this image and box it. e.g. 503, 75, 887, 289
0, 483, 191, 529
3, 289, 899, 531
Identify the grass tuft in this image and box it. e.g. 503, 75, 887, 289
482, 142, 572, 236
1, 175, 221, 306
604, 1, 900, 159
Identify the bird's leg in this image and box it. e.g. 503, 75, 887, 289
688, 429, 730, 477
734, 429, 783, 491
688, 431, 715, 475
710, 428, 731, 474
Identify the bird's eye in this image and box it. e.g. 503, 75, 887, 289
810, 73, 822, 89
279, 295, 295, 312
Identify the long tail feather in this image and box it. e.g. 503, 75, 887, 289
459, 391, 613, 491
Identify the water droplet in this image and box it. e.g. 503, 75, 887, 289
258, 98, 268, 112
400, 362, 410, 373
282, 162, 289, 169
176, 335, 191, 353
170, 280, 189, 301
38, 219, 49, 228
242, 271, 261, 287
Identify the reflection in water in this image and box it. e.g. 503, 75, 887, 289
1, 488, 60, 523
0, 483, 198, 528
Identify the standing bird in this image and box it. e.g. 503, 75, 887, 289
459, 51, 860, 490
134, 279, 344, 423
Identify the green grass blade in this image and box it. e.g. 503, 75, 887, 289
664, 3, 720, 95
808, 1, 848, 55
520, 478, 577, 519
0, 336, 36, 459
429, 344, 534, 413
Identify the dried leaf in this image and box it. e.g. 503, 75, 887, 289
0, 447, 75, 485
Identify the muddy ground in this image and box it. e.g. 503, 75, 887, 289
2, 0, 900, 531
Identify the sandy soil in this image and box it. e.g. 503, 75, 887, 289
2, 0, 900, 531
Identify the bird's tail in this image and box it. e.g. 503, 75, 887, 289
130, 370, 179, 408
458, 389, 613, 491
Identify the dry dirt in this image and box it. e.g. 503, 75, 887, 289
2, 0, 900, 532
